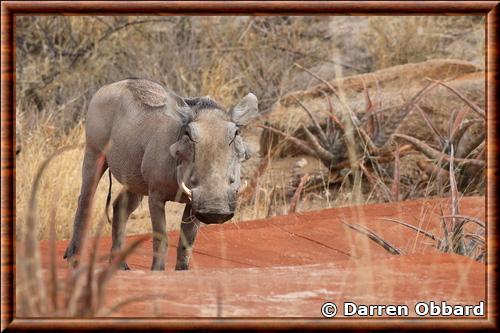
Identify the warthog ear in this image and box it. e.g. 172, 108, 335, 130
171, 92, 188, 108
168, 91, 193, 124
231, 93, 258, 126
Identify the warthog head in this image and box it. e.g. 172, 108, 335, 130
169, 93, 258, 224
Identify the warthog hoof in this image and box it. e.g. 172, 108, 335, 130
151, 259, 165, 271
63, 243, 78, 260
63, 246, 80, 268
175, 262, 190, 271
117, 262, 131, 271
63, 248, 69, 259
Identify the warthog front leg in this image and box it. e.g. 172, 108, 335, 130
110, 190, 143, 270
148, 192, 168, 270
175, 203, 200, 271
64, 147, 108, 263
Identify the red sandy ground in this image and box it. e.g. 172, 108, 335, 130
39, 196, 486, 317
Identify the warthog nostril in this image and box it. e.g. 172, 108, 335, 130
195, 212, 234, 224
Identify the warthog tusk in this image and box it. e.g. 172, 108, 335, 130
180, 181, 192, 200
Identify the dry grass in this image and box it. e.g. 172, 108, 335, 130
362, 16, 485, 70
16, 117, 88, 240
17, 148, 154, 317
16, 16, 333, 129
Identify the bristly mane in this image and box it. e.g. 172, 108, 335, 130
184, 97, 225, 113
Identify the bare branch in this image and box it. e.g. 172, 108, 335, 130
392, 145, 400, 201
325, 95, 346, 133
375, 81, 437, 146
362, 79, 380, 139
359, 163, 393, 202
294, 62, 361, 127
426, 78, 485, 118
278, 46, 365, 72
450, 119, 483, 148
415, 105, 446, 147
291, 95, 329, 147
369, 145, 414, 164
258, 125, 317, 157
289, 173, 309, 214
357, 127, 380, 156
470, 141, 485, 160
294, 62, 340, 99
393, 133, 485, 168
450, 107, 469, 138
417, 160, 450, 181
359, 163, 378, 185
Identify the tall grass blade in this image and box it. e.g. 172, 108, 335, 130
342, 221, 402, 255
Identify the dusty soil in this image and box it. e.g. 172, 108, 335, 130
39, 196, 486, 317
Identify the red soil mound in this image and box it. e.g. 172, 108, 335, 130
39, 196, 486, 317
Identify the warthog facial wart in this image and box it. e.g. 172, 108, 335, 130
64, 78, 258, 271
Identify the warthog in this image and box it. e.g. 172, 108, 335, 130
64, 78, 258, 270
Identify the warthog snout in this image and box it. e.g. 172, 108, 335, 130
195, 211, 234, 224
190, 188, 236, 224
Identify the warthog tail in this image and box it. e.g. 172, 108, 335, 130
105, 169, 112, 224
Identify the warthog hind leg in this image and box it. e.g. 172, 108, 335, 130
64, 147, 108, 263
110, 190, 143, 270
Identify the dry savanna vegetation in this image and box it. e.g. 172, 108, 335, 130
16, 16, 485, 251
14, 15, 487, 318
